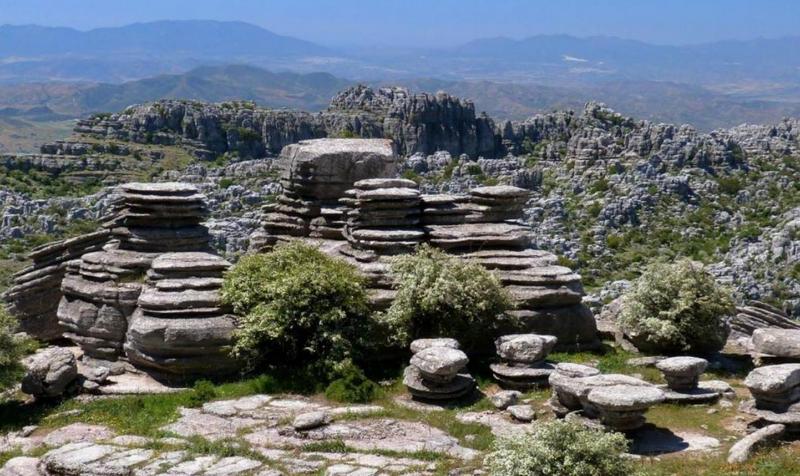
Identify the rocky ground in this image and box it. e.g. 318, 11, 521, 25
4, 344, 795, 476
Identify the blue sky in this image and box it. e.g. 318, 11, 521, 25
0, 0, 797, 47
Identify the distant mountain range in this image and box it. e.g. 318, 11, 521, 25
1, 64, 799, 135
0, 20, 800, 145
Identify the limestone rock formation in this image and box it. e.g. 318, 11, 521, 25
732, 301, 800, 339
125, 252, 239, 378
403, 343, 475, 401
254, 138, 398, 248
751, 328, 800, 365
742, 364, 800, 436
58, 183, 211, 361
20, 347, 78, 398
490, 334, 557, 389
2, 231, 109, 341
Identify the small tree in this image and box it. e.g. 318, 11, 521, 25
0, 308, 28, 396
485, 420, 632, 476
618, 259, 734, 354
221, 242, 371, 380
382, 245, 511, 351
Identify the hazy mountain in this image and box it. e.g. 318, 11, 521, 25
0, 21, 336, 82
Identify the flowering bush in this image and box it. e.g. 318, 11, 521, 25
485, 420, 631, 476
618, 259, 734, 353
221, 241, 371, 380
382, 245, 511, 351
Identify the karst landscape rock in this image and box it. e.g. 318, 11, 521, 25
2, 7, 800, 473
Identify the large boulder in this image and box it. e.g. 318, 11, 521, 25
21, 347, 78, 398
277, 139, 398, 200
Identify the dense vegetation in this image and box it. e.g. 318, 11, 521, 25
618, 259, 735, 354
484, 420, 632, 476
221, 242, 372, 381
382, 245, 511, 352
0, 308, 29, 397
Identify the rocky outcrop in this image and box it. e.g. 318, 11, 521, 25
2, 231, 109, 341
732, 301, 800, 339
252, 139, 398, 248
58, 183, 212, 361
125, 252, 239, 378
76, 86, 498, 159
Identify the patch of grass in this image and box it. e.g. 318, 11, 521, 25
640, 443, 800, 476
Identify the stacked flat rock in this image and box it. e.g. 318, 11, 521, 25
344, 178, 425, 254
548, 363, 601, 416
59, 182, 213, 361
109, 182, 211, 252
744, 364, 800, 413
259, 139, 398, 246
585, 384, 665, 431
655, 356, 721, 404
420, 194, 475, 225
732, 301, 800, 339
742, 364, 800, 434
751, 328, 800, 365
455, 248, 597, 350
550, 371, 664, 431
2, 230, 109, 341
125, 252, 239, 378
490, 334, 557, 389
468, 186, 529, 221
58, 249, 154, 360
403, 344, 475, 401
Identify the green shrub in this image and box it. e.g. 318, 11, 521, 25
618, 259, 734, 354
484, 420, 631, 476
0, 308, 28, 396
221, 242, 371, 380
324, 365, 382, 403
382, 245, 511, 351
188, 379, 217, 407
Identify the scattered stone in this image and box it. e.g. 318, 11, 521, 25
490, 390, 521, 410
507, 405, 536, 422
293, 411, 332, 431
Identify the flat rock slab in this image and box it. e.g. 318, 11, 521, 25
752, 328, 800, 359
457, 411, 534, 437
96, 370, 187, 395
42, 424, 116, 447
245, 418, 478, 460
409, 338, 460, 354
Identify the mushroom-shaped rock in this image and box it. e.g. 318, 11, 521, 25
410, 347, 469, 382
410, 338, 461, 354
744, 364, 800, 412
656, 356, 708, 391
495, 334, 557, 365
586, 384, 665, 431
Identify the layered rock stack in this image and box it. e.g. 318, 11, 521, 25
742, 364, 800, 435
58, 183, 214, 362
125, 252, 239, 378
751, 328, 800, 366
731, 301, 800, 339
343, 178, 424, 255
2, 230, 109, 341
254, 138, 398, 249
548, 369, 664, 431
490, 334, 557, 389
655, 356, 722, 403
403, 339, 475, 402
